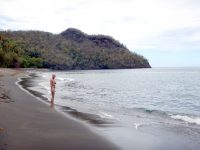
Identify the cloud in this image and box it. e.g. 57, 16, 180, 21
0, 0, 200, 53
137, 26, 200, 52
0, 15, 16, 22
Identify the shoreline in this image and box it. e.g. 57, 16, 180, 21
0, 69, 119, 150
15, 72, 114, 127
2, 68, 200, 150
18, 68, 200, 150
17, 73, 115, 127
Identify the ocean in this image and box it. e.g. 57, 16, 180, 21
18, 68, 200, 150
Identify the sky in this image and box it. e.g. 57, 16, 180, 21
0, 0, 200, 67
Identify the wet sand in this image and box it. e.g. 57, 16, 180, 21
0, 69, 119, 150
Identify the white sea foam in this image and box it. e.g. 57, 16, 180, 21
42, 74, 48, 78
99, 112, 113, 119
39, 82, 49, 90
170, 115, 200, 125
134, 123, 142, 130
57, 77, 75, 82
66, 78, 75, 82
57, 77, 65, 81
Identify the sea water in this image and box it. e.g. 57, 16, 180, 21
19, 68, 200, 150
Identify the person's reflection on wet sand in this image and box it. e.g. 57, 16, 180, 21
50, 101, 54, 108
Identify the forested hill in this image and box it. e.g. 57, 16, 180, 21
0, 28, 151, 69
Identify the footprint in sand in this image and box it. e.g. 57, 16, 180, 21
0, 127, 4, 132
0, 93, 14, 103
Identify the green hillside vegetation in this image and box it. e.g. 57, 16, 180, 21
0, 28, 151, 69
0, 35, 42, 68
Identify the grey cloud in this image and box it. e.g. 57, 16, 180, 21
157, 27, 200, 50
161, 27, 200, 38
0, 14, 23, 31
121, 16, 138, 22
136, 26, 200, 51
0, 14, 17, 22
62, 6, 77, 11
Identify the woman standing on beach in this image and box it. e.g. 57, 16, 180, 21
50, 74, 56, 104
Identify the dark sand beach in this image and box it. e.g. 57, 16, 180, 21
0, 69, 119, 150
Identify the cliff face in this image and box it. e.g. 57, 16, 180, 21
0, 28, 151, 70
